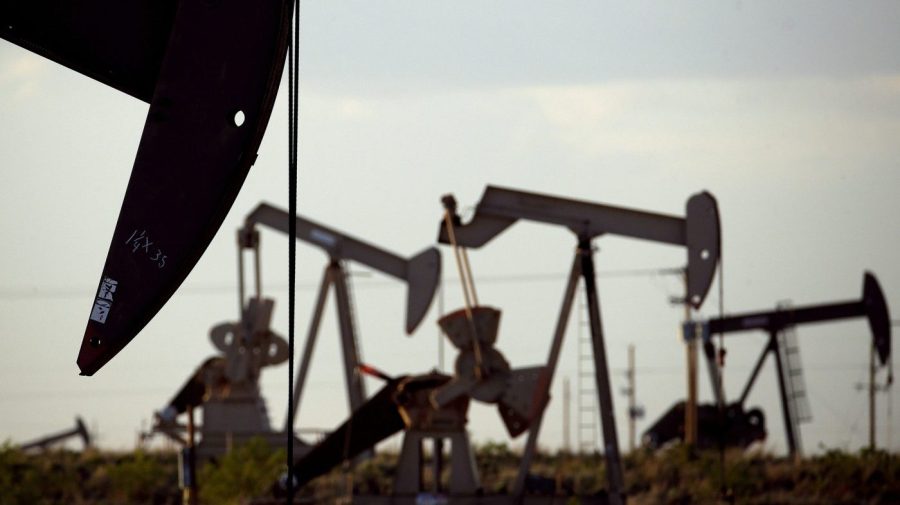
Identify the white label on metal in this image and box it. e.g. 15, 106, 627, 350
90, 299, 112, 324
98, 277, 118, 301
310, 228, 338, 248
90, 277, 118, 324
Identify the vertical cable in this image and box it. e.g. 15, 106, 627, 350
716, 244, 728, 499
437, 273, 445, 371
286, 0, 300, 503
717, 251, 725, 382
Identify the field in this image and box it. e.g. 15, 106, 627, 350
2, 440, 898, 505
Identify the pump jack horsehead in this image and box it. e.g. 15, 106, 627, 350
1, 2, 293, 375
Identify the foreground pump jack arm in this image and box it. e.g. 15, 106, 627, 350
1, 2, 293, 375
439, 186, 721, 504
240, 203, 441, 429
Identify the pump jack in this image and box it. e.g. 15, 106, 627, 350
680, 272, 892, 458
276, 188, 719, 504
238, 203, 441, 438
20, 417, 92, 452
146, 203, 440, 461
281, 194, 551, 501
436, 186, 721, 505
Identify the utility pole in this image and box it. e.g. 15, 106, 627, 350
863, 336, 894, 451
563, 377, 571, 453
627, 345, 636, 452
683, 272, 698, 448
623, 344, 644, 453
870, 340, 876, 451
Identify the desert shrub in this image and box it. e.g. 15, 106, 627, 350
0, 441, 897, 503
198, 437, 284, 505
0, 443, 43, 505
106, 450, 173, 504
354, 455, 395, 495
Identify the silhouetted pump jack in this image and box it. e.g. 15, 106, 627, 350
20, 416, 92, 452
147, 202, 441, 461
678, 272, 891, 457
436, 186, 721, 505
239, 203, 441, 446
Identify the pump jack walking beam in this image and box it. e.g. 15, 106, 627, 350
687, 272, 891, 457
240, 203, 441, 432
439, 186, 721, 504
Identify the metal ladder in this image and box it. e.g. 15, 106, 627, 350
776, 301, 812, 454
576, 287, 600, 454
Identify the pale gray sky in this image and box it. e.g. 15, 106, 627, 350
1, 1, 898, 455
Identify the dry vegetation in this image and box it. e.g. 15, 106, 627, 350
1, 439, 897, 504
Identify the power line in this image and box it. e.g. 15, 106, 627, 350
0, 266, 687, 300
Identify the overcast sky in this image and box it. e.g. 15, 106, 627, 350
1, 1, 898, 457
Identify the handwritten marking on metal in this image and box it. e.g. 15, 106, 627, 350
125, 229, 167, 268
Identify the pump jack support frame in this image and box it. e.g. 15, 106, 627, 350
291, 261, 368, 426
439, 186, 721, 505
